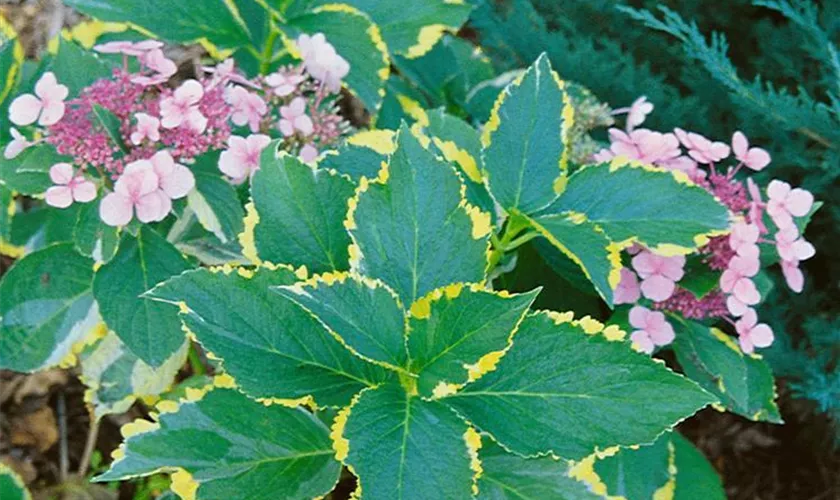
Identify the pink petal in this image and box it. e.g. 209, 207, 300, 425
738, 335, 754, 354
631, 252, 657, 278
628, 306, 650, 330
299, 144, 318, 163
737, 244, 760, 260
161, 164, 195, 199
613, 269, 641, 305
745, 148, 770, 171
71, 180, 97, 203
729, 255, 759, 277
766, 180, 790, 201
35, 72, 66, 101
279, 120, 294, 137
175, 80, 204, 105
9, 94, 43, 126
727, 295, 749, 317
49, 163, 74, 184
659, 255, 685, 281
781, 261, 804, 293
247, 134, 272, 151
218, 149, 247, 180
630, 331, 654, 354
785, 188, 814, 217
720, 269, 738, 293
295, 115, 314, 136
186, 108, 208, 133
648, 319, 675, 346
38, 101, 66, 126
45, 186, 73, 208
100, 192, 134, 226
750, 324, 774, 348
640, 275, 675, 302
135, 190, 170, 222
732, 131, 748, 157
792, 239, 816, 261
733, 278, 760, 305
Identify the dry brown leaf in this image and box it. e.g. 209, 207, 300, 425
10, 407, 58, 453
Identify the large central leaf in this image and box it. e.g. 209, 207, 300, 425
443, 312, 714, 460
94, 228, 191, 367
348, 124, 489, 305
147, 266, 388, 408
339, 384, 474, 499
96, 389, 341, 499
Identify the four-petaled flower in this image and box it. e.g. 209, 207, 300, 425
100, 161, 169, 226
631, 251, 685, 302
266, 70, 306, 97
218, 134, 272, 183
160, 80, 207, 133
613, 268, 641, 305
766, 179, 814, 230
279, 97, 314, 137
629, 306, 675, 354
149, 150, 195, 200
45, 163, 97, 208
625, 96, 654, 131
721, 255, 760, 316
735, 308, 773, 354
731, 131, 770, 171
9, 72, 69, 126
674, 128, 730, 164
227, 86, 268, 133
131, 113, 161, 145
297, 33, 350, 93
728, 222, 760, 259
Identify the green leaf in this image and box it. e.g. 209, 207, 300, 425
335, 0, 472, 57
74, 199, 119, 264
79, 331, 189, 419
48, 39, 115, 96
283, 5, 389, 113
348, 124, 489, 305
0, 463, 29, 500
91, 104, 128, 154
425, 108, 497, 221
477, 439, 600, 500
527, 214, 619, 305
0, 22, 23, 108
319, 132, 392, 182
407, 286, 539, 398
671, 319, 782, 423
540, 161, 730, 252
481, 53, 572, 215
592, 431, 672, 500
0, 185, 14, 244
0, 143, 71, 195
93, 228, 192, 367
340, 384, 474, 499
187, 152, 244, 245
275, 273, 408, 369
146, 266, 388, 408
442, 312, 714, 460
376, 75, 429, 130
671, 433, 725, 500
679, 256, 721, 299
64, 0, 251, 49
0, 243, 98, 372
247, 147, 354, 273
96, 388, 341, 499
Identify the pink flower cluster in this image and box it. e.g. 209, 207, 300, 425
5, 33, 351, 227
604, 97, 817, 354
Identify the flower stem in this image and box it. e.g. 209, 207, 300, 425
259, 29, 281, 75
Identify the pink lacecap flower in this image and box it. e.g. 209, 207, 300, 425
774, 224, 815, 263
131, 113, 161, 145
735, 308, 773, 354
728, 222, 760, 260
297, 33, 350, 93
626, 96, 654, 131
766, 179, 814, 229
279, 97, 314, 137
4, 128, 31, 159
100, 160, 169, 226
148, 150, 194, 200
721, 255, 760, 315
613, 268, 641, 305
732, 131, 770, 171
265, 70, 306, 97
226, 86, 268, 133
631, 251, 685, 302
629, 306, 675, 354
674, 128, 730, 164
160, 80, 208, 133
299, 143, 319, 163
203, 59, 256, 89
780, 260, 804, 293
45, 163, 97, 208
218, 134, 272, 183
9, 72, 69, 126
140, 49, 177, 75
607, 128, 680, 165
746, 178, 767, 234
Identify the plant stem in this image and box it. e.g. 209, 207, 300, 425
259, 29, 280, 75
77, 418, 100, 478
188, 343, 206, 376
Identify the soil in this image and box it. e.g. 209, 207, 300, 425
1, 2, 838, 499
